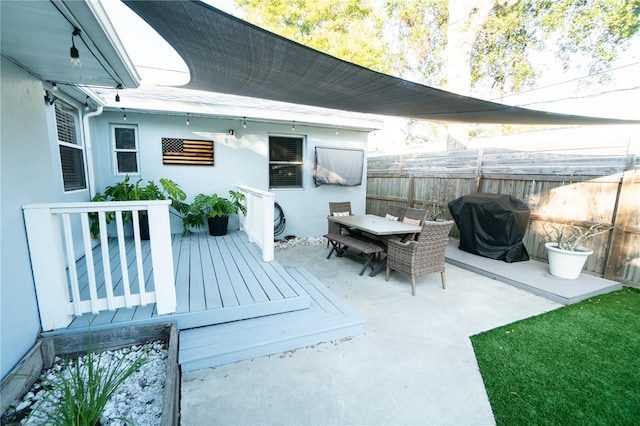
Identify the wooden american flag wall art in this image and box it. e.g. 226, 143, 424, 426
162, 138, 214, 165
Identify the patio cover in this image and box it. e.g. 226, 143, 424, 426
124, 1, 636, 125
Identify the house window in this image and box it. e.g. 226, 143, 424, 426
269, 135, 304, 189
55, 101, 87, 192
112, 125, 139, 175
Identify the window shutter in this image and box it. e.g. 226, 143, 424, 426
55, 103, 79, 145
59, 146, 86, 191
270, 136, 302, 162
55, 101, 86, 191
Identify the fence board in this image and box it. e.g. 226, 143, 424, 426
367, 150, 639, 287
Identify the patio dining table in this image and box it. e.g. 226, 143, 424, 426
328, 214, 422, 276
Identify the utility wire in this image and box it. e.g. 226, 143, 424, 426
516, 86, 640, 107
494, 61, 640, 101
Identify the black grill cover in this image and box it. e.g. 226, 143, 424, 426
448, 193, 530, 263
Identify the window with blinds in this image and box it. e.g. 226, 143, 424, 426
55, 102, 86, 191
269, 135, 304, 189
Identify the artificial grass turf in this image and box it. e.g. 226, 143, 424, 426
471, 287, 640, 426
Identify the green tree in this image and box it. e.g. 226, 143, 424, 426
237, 0, 640, 148
386, 0, 640, 99
236, 0, 393, 73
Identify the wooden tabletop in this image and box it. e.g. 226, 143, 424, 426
328, 214, 422, 236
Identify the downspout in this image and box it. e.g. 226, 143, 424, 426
82, 106, 103, 198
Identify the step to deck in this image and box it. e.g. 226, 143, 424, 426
178, 267, 365, 372
445, 240, 622, 305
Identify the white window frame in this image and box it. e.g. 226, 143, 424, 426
268, 134, 305, 190
111, 124, 140, 176
54, 100, 87, 192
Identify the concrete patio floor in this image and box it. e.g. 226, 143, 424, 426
180, 242, 564, 425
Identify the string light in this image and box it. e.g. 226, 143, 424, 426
292, 121, 295, 131
52, 82, 58, 91
186, 114, 190, 125
122, 108, 127, 121
70, 28, 81, 67
84, 96, 90, 111
115, 83, 122, 102
243, 117, 247, 128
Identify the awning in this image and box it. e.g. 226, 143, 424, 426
124, 1, 637, 125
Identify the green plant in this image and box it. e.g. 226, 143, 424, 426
543, 221, 613, 251
25, 342, 147, 425
183, 190, 247, 231
90, 176, 187, 237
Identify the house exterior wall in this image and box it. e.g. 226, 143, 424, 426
0, 59, 89, 379
90, 111, 369, 239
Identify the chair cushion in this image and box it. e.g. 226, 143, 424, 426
384, 214, 399, 221
402, 217, 421, 226
332, 211, 350, 216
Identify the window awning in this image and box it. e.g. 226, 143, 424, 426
124, 1, 637, 126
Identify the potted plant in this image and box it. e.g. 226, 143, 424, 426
543, 221, 613, 279
90, 176, 188, 239
185, 190, 247, 236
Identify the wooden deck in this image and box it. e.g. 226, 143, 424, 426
179, 267, 366, 372
40, 231, 366, 371
42, 231, 311, 336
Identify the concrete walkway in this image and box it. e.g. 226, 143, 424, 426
180, 243, 561, 425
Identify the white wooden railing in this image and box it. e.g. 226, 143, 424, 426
237, 185, 274, 262
22, 201, 177, 331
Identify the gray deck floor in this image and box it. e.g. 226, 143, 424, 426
445, 239, 622, 304
43, 231, 310, 336
179, 267, 365, 372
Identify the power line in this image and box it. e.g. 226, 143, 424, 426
515, 85, 640, 108
494, 61, 640, 101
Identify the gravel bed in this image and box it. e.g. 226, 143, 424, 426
274, 236, 326, 249
2, 341, 167, 425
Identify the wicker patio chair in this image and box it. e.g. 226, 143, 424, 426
402, 207, 428, 225
385, 220, 454, 296
325, 201, 357, 248
384, 205, 406, 221
327, 202, 352, 235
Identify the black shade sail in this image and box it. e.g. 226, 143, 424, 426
124, 1, 637, 125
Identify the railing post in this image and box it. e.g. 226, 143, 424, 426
22, 205, 73, 331
147, 202, 177, 314
261, 193, 274, 262
238, 185, 274, 261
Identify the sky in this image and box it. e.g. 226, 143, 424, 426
102, 0, 640, 122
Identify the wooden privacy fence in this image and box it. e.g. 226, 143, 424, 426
367, 149, 640, 287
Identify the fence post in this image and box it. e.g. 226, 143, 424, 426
408, 175, 415, 207
22, 205, 73, 331
603, 155, 637, 281
474, 148, 484, 193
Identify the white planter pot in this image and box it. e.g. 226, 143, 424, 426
545, 242, 593, 279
